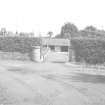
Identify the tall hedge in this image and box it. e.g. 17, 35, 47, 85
71, 38, 105, 64
0, 37, 40, 53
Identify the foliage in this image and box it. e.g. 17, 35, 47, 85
55, 22, 105, 64
71, 25, 105, 64
0, 37, 40, 53
47, 31, 53, 38
60, 22, 78, 38
84, 25, 97, 31
71, 39, 105, 64
79, 25, 105, 38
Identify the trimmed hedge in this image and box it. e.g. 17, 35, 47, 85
71, 38, 105, 64
0, 37, 40, 53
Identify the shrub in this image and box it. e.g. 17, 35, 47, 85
71, 38, 105, 64
0, 37, 40, 53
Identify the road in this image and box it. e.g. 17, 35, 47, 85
0, 60, 105, 105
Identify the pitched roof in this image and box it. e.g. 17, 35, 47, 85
42, 38, 70, 46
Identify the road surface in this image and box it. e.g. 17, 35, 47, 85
0, 60, 105, 105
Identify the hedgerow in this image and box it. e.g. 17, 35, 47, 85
0, 37, 40, 53
71, 38, 105, 64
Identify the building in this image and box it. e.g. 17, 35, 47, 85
42, 38, 70, 52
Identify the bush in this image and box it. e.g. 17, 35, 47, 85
0, 37, 40, 53
71, 38, 105, 64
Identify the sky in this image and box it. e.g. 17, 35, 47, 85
0, 0, 105, 36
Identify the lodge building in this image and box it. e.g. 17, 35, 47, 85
42, 38, 70, 52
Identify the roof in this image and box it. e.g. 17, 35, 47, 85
42, 38, 70, 46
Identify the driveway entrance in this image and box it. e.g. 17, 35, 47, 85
44, 51, 69, 63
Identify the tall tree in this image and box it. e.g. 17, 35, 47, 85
60, 22, 78, 38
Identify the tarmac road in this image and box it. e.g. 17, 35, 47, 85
0, 60, 105, 105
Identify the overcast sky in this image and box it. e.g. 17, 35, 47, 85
0, 0, 105, 36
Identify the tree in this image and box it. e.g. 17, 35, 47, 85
1, 28, 7, 35
84, 25, 97, 31
47, 31, 53, 38
60, 22, 78, 38
80, 25, 103, 37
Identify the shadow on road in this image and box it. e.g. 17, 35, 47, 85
51, 61, 66, 63
7, 64, 105, 84
71, 73, 105, 84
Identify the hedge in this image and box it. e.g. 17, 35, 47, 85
0, 37, 40, 53
71, 38, 105, 64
